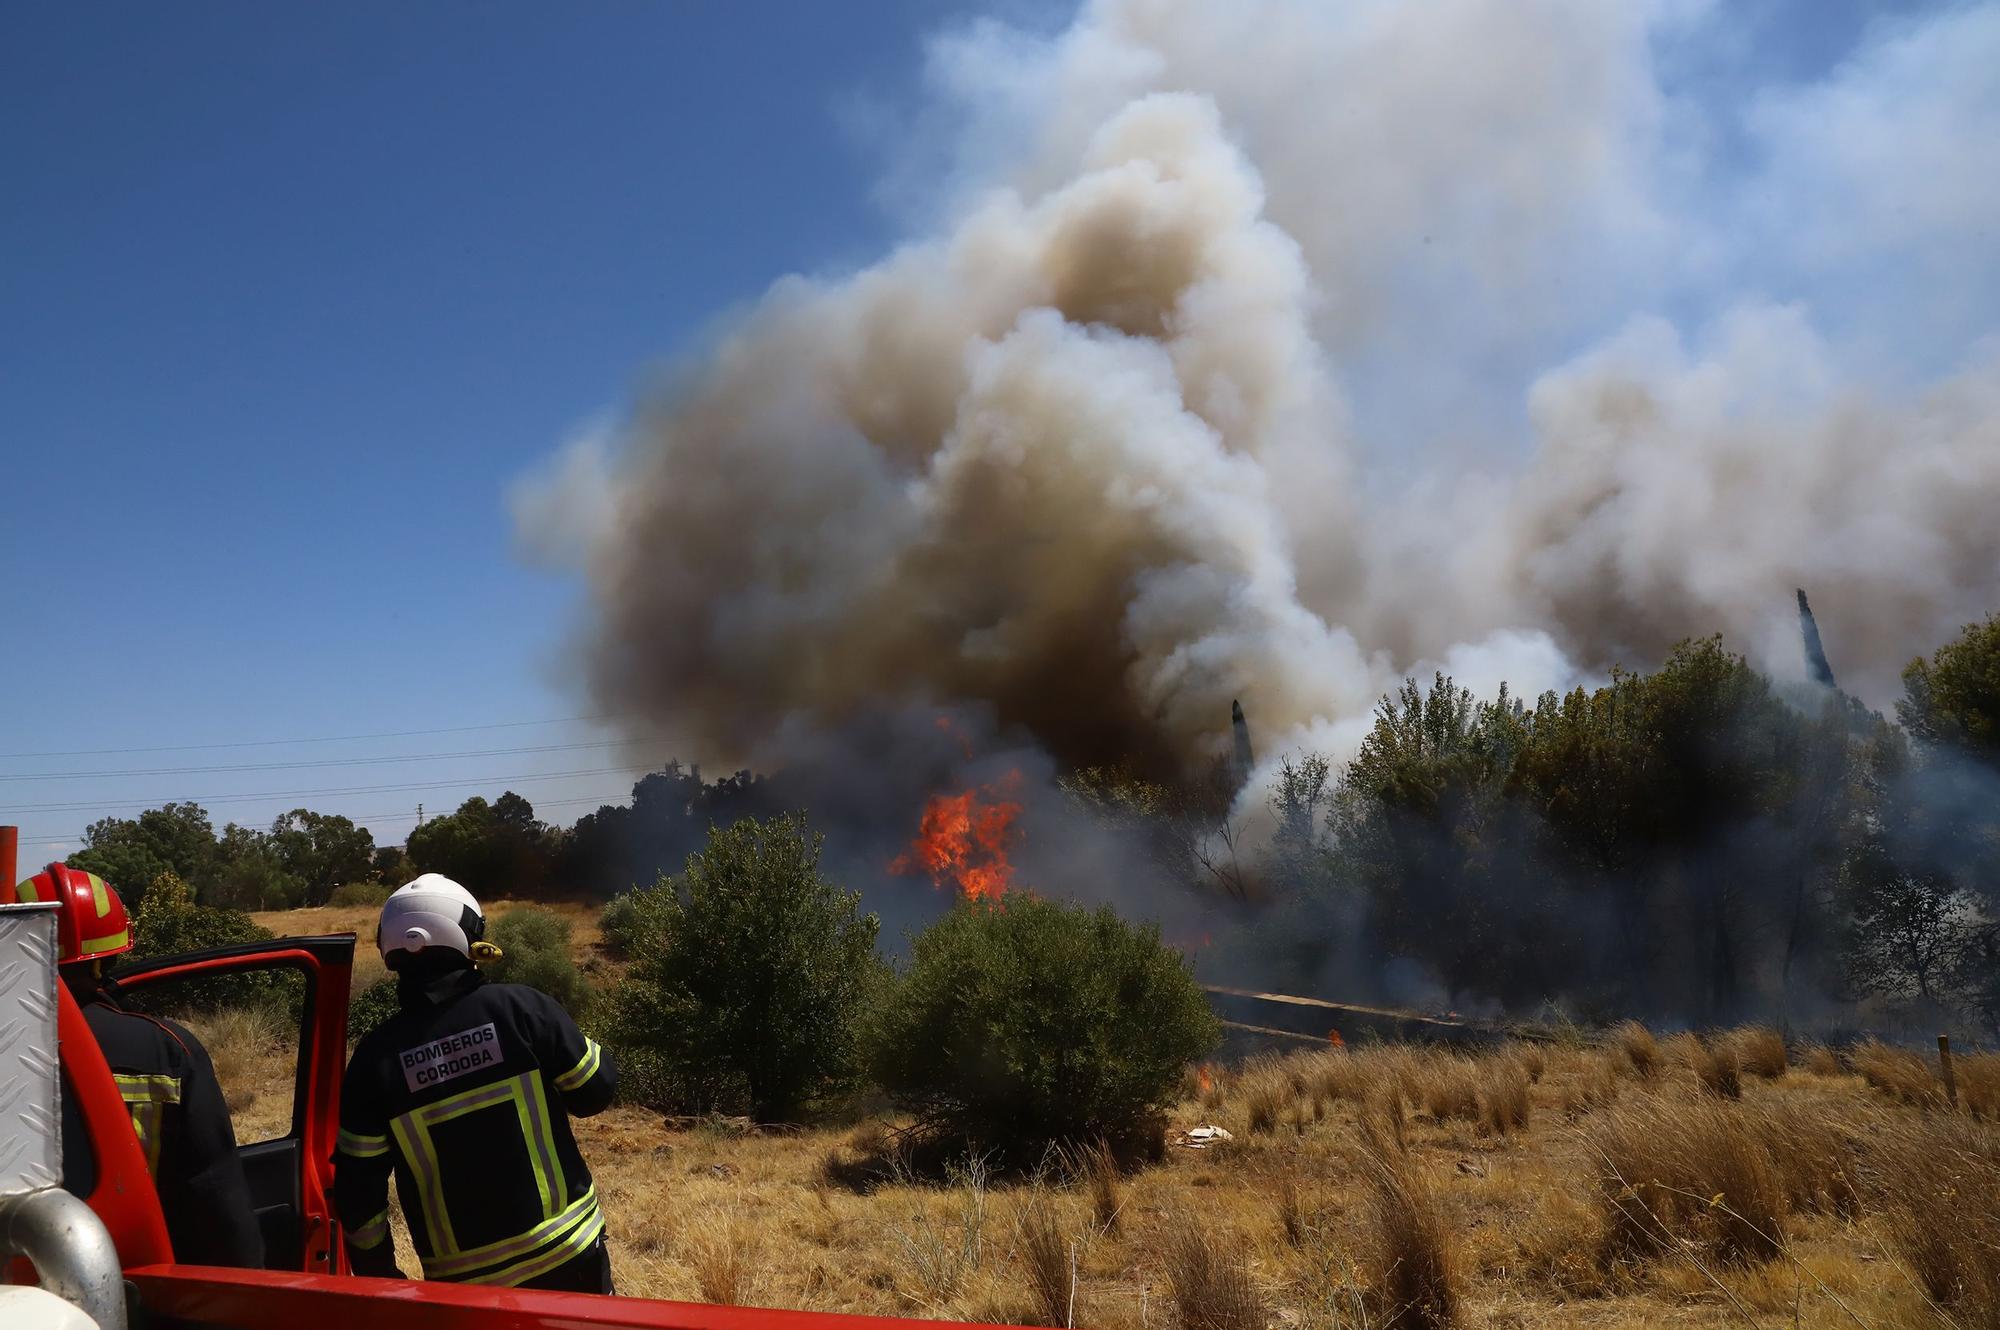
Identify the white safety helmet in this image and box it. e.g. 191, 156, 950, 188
377, 874, 487, 962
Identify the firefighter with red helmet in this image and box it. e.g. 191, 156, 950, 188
334, 875, 617, 1291
12, 863, 265, 1268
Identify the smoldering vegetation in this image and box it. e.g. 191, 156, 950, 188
509, 0, 2000, 1034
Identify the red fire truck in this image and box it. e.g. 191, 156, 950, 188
0, 827, 1009, 1330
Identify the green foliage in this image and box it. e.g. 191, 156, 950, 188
370, 846, 414, 886
1900, 613, 2000, 765
268, 809, 376, 907
207, 823, 303, 911
329, 881, 392, 908
606, 813, 881, 1122
486, 906, 590, 1014
870, 895, 1219, 1163
68, 802, 218, 909
598, 891, 645, 959
121, 871, 280, 1014
347, 979, 401, 1045
406, 792, 558, 898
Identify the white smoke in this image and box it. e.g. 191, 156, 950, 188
522, 0, 2000, 789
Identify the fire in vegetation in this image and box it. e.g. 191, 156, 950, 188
1327, 1029, 1345, 1048
888, 771, 1024, 902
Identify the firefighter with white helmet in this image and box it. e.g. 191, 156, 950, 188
333, 875, 618, 1290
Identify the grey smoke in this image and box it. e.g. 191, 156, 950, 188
518, 0, 2000, 800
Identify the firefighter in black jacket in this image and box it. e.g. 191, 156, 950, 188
13, 863, 265, 1268
335, 875, 617, 1291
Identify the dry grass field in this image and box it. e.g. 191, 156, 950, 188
212, 907, 1999, 1329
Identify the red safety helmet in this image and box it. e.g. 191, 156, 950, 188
11, 863, 134, 964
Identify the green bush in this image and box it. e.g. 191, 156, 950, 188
329, 881, 392, 909
605, 813, 882, 1122
119, 872, 281, 1015
870, 895, 1219, 1164
598, 891, 645, 959
347, 979, 401, 1044
486, 907, 591, 1015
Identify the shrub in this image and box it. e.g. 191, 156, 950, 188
1864, 1114, 2000, 1324
329, 881, 392, 909
486, 906, 590, 1014
118, 872, 280, 1014
348, 979, 401, 1044
870, 895, 1219, 1165
598, 890, 645, 959
607, 813, 881, 1121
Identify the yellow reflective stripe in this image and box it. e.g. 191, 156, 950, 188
15, 877, 41, 902
337, 1127, 391, 1159
520, 1071, 563, 1217
461, 1206, 605, 1287
393, 1072, 531, 1258
114, 1073, 183, 1105
88, 874, 111, 917
350, 1209, 391, 1250
114, 1075, 178, 1177
79, 928, 130, 956
390, 1113, 455, 1257
553, 1039, 600, 1092
420, 1186, 598, 1279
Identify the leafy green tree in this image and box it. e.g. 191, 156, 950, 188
69, 802, 218, 908
1899, 613, 2000, 766
268, 809, 375, 907
208, 823, 303, 911
370, 845, 414, 886
870, 895, 1218, 1163
606, 813, 880, 1121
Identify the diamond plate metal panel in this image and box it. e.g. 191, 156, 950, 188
0, 902, 62, 1196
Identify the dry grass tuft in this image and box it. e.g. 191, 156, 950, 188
1358, 1134, 1461, 1329
1730, 1025, 1788, 1079
1511, 1041, 1547, 1084
1588, 1093, 1787, 1269
1852, 1039, 1943, 1108
1864, 1113, 2000, 1326
1416, 1055, 1481, 1124
1274, 1164, 1306, 1248
1959, 1050, 2000, 1120
1014, 1188, 1079, 1328
1693, 1038, 1743, 1100
1242, 1062, 1293, 1136
1081, 1140, 1123, 1235
1478, 1057, 1532, 1135
889, 1156, 989, 1310
1161, 1212, 1268, 1330
1802, 1042, 1844, 1076
1748, 1099, 1863, 1217
684, 1210, 756, 1306
1615, 1021, 1662, 1079
1559, 1055, 1621, 1119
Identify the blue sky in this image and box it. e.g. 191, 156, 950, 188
4, 0, 1994, 867
1, 2, 993, 861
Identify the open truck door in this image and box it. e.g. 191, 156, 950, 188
97, 934, 355, 1275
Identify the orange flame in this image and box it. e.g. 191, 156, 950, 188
1327, 1028, 1345, 1048
1196, 1064, 1215, 1095
890, 771, 1023, 901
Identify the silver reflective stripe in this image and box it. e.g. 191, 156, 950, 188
462, 1205, 606, 1287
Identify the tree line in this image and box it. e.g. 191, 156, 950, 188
1217, 616, 2000, 1038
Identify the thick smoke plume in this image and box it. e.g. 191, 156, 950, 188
519, 0, 2000, 796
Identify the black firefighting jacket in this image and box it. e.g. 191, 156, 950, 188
73, 995, 266, 1268
333, 967, 616, 1286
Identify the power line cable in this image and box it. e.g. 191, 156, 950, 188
0, 738, 670, 781
1, 764, 672, 815
0, 714, 625, 760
